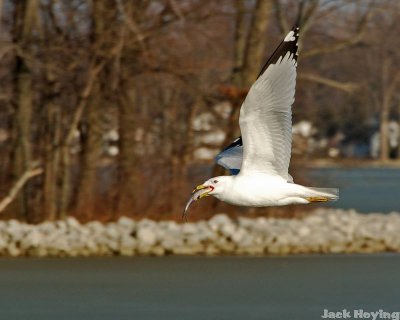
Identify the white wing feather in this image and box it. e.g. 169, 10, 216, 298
238, 51, 297, 179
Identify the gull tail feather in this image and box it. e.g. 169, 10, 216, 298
308, 187, 339, 201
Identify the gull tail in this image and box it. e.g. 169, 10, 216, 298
306, 187, 339, 202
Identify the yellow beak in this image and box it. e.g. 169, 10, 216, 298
192, 184, 208, 194
191, 184, 213, 199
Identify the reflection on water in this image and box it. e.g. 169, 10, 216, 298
307, 167, 400, 213
0, 255, 399, 320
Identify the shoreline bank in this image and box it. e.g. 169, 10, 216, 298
0, 209, 399, 257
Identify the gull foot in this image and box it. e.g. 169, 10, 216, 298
306, 197, 329, 203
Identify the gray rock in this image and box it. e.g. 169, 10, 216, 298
66, 217, 81, 229
208, 214, 232, 230
20, 229, 42, 249
137, 227, 157, 247
105, 224, 120, 240
119, 236, 136, 256
0, 209, 399, 257
117, 217, 136, 231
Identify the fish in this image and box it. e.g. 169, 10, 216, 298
182, 186, 213, 221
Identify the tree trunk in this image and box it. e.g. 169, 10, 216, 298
43, 102, 61, 220
379, 58, 400, 162
379, 98, 389, 162
75, 84, 103, 219
115, 1, 145, 216
12, 0, 39, 221
241, 0, 272, 87
75, 1, 116, 219
13, 70, 33, 219
116, 86, 138, 214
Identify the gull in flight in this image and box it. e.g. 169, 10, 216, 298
184, 24, 338, 219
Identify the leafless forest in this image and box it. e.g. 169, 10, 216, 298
0, 0, 399, 222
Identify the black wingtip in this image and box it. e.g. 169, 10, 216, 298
221, 136, 242, 152
257, 21, 300, 79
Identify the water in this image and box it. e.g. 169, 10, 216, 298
2, 167, 400, 319
0, 255, 399, 320
308, 167, 400, 213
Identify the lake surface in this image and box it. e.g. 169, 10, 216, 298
307, 167, 400, 213
1, 255, 399, 320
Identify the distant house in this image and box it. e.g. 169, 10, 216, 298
370, 121, 399, 159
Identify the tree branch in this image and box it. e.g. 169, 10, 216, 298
302, 5, 373, 58
0, 165, 43, 213
231, 0, 248, 85
299, 73, 359, 93
168, 0, 185, 21
116, 0, 146, 51
273, 0, 289, 35
300, 0, 320, 38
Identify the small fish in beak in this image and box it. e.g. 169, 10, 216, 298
182, 185, 214, 221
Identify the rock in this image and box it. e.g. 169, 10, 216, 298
162, 221, 180, 231
137, 244, 153, 254
237, 217, 257, 230
86, 221, 105, 235
172, 246, 198, 255
137, 219, 157, 229
182, 223, 198, 235
117, 217, 136, 231
137, 227, 157, 247
20, 229, 42, 249
119, 236, 136, 256
38, 221, 56, 234
0, 235, 8, 252
160, 235, 183, 251
220, 223, 236, 238
7, 243, 20, 257
205, 245, 220, 255
208, 214, 232, 230
185, 234, 203, 246
150, 246, 165, 256
105, 224, 120, 240
107, 239, 120, 252
297, 226, 311, 237
215, 238, 235, 252
66, 217, 81, 229
242, 245, 264, 255
194, 223, 217, 242
120, 235, 136, 251
231, 227, 247, 244
85, 239, 99, 253
0, 209, 398, 257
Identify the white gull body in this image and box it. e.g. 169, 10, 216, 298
184, 25, 338, 217
213, 175, 315, 207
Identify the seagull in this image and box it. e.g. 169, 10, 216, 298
183, 24, 338, 219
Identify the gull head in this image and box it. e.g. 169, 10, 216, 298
182, 176, 232, 220
193, 176, 231, 196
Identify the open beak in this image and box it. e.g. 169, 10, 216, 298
183, 185, 214, 221
191, 184, 213, 198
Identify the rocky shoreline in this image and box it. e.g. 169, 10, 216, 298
0, 208, 399, 257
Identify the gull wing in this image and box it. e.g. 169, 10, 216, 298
215, 137, 243, 175
239, 26, 299, 178
216, 26, 299, 180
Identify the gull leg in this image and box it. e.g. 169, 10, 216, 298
306, 197, 329, 202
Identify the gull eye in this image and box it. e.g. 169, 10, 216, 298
213, 180, 218, 184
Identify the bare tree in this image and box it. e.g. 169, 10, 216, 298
75, 1, 118, 219
11, 0, 40, 221
0, 0, 399, 222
